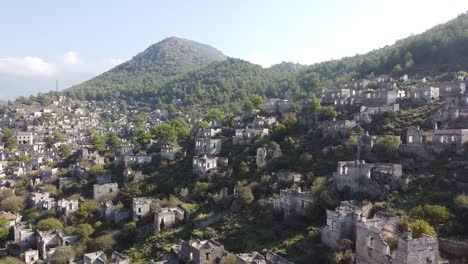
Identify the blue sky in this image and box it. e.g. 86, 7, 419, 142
0, 0, 467, 100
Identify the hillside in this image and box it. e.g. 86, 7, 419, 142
66, 12, 468, 104
67, 37, 227, 99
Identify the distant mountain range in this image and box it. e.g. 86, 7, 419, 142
66, 12, 468, 105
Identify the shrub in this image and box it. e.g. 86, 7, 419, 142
36, 217, 64, 231
409, 204, 450, 224
408, 219, 437, 238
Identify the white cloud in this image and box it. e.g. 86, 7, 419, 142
63, 51, 82, 65
0, 56, 57, 77
109, 58, 124, 67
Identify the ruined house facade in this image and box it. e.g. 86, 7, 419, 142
178, 239, 226, 264
320, 120, 357, 137
401, 127, 468, 155
256, 147, 281, 168
233, 128, 269, 145
355, 212, 439, 264
272, 188, 315, 217
195, 137, 222, 156
160, 145, 182, 161
321, 200, 373, 249
17, 131, 34, 145
154, 207, 185, 232
333, 161, 407, 198
93, 183, 119, 201
132, 197, 158, 220
408, 86, 440, 105
192, 156, 228, 177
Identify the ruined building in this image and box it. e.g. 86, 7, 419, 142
321, 200, 373, 249
401, 126, 468, 155
154, 207, 185, 232
272, 188, 315, 217
177, 239, 226, 264
333, 161, 407, 198
355, 212, 439, 264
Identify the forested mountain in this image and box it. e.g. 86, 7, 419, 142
66, 12, 468, 103
68, 37, 227, 99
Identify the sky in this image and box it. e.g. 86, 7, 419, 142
0, 0, 467, 101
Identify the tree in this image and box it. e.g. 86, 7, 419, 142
0, 257, 25, 264
393, 64, 403, 75
90, 133, 106, 152
48, 246, 74, 264
309, 94, 322, 116
89, 164, 106, 176
311, 177, 327, 197
0, 217, 10, 241
320, 106, 338, 120
409, 204, 450, 224
1, 196, 24, 213
179, 187, 189, 198
1, 127, 17, 149
58, 144, 72, 159
237, 186, 254, 205
250, 95, 264, 110
151, 123, 177, 144
408, 219, 437, 238
132, 126, 152, 147
52, 130, 65, 143
75, 200, 99, 220
374, 135, 401, 156
204, 108, 223, 123
105, 132, 120, 150
45, 135, 55, 149
36, 217, 64, 231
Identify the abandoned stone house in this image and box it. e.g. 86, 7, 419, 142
273, 187, 315, 217
123, 154, 152, 166
83, 251, 107, 264
355, 212, 439, 264
25, 249, 39, 264
359, 89, 398, 106
154, 207, 185, 232
132, 197, 158, 220
263, 98, 295, 114
333, 161, 407, 198
408, 86, 440, 105
177, 238, 226, 264
437, 82, 466, 98
321, 200, 373, 249
56, 198, 79, 216
319, 87, 352, 106
195, 137, 222, 156
340, 79, 371, 90
36, 229, 79, 259
14, 223, 36, 251
192, 156, 228, 177
251, 115, 277, 129
160, 144, 182, 161
233, 128, 269, 145
320, 119, 357, 137
197, 128, 222, 138
271, 171, 303, 183
360, 104, 400, 116
93, 183, 119, 201
236, 251, 266, 264
81, 147, 100, 160
433, 93, 468, 126
110, 251, 131, 264
123, 168, 144, 185
401, 126, 468, 155
100, 201, 130, 224
115, 144, 134, 157
16, 131, 34, 145
256, 147, 282, 168
28, 192, 55, 210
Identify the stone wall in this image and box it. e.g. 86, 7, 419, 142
439, 238, 468, 258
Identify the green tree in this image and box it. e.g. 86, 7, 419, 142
36, 217, 64, 231
48, 246, 74, 264
220, 253, 237, 264
374, 135, 401, 156
0, 217, 10, 241
204, 108, 223, 123
151, 123, 177, 144
409, 204, 450, 224
408, 219, 437, 238
132, 126, 152, 147
393, 64, 403, 75
105, 132, 121, 150
52, 130, 65, 143
250, 95, 264, 109
75, 200, 99, 220
89, 164, 106, 176
1, 196, 24, 214
309, 94, 322, 116
90, 133, 106, 152
320, 106, 338, 120
58, 144, 72, 159
0, 257, 25, 264
237, 186, 254, 205
1, 127, 17, 149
